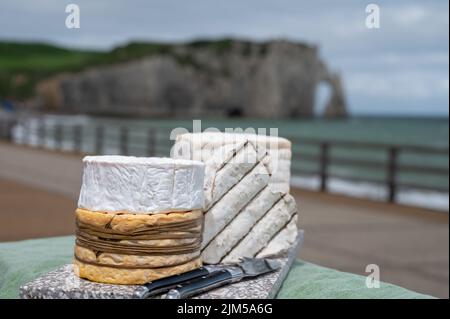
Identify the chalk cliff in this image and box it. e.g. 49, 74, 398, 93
36, 40, 347, 118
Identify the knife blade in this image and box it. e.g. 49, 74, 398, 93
165, 257, 281, 299
133, 265, 221, 299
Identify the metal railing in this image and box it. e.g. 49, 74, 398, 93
0, 117, 167, 157
0, 116, 448, 205
287, 136, 449, 203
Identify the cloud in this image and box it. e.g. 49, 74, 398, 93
391, 5, 428, 27
346, 71, 449, 99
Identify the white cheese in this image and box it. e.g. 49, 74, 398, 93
203, 141, 266, 209
201, 156, 271, 248
257, 214, 298, 258
78, 156, 205, 214
174, 132, 291, 193
202, 186, 283, 264
171, 133, 298, 263
221, 194, 297, 264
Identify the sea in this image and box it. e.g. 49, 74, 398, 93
8, 114, 449, 212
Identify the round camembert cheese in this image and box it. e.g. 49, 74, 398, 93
78, 156, 205, 214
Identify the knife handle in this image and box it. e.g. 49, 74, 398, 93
165, 269, 237, 299
138, 267, 210, 298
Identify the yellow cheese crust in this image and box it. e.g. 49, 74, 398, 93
74, 208, 203, 284
76, 208, 203, 233
75, 244, 200, 268
73, 257, 202, 285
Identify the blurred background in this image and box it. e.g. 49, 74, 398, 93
0, 0, 448, 297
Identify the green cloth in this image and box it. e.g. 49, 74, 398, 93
279, 261, 433, 299
0, 236, 433, 299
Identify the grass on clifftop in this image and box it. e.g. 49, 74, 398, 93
0, 39, 239, 101
0, 41, 178, 99
0, 42, 100, 99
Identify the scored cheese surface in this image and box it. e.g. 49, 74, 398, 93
174, 132, 292, 193
222, 195, 297, 263
78, 156, 205, 214
172, 133, 298, 264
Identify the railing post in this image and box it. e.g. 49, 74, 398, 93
38, 119, 46, 148
319, 142, 329, 192
387, 147, 398, 203
1, 118, 7, 140
5, 118, 14, 142
120, 126, 128, 155
22, 121, 29, 145
73, 125, 82, 153
147, 128, 155, 157
3, 118, 8, 140
1, 118, 6, 140
0, 118, 4, 140
54, 124, 62, 150
95, 126, 104, 155
2, 118, 5, 140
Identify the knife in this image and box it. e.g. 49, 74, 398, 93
165, 257, 281, 299
134, 265, 222, 299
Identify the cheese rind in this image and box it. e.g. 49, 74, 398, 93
78, 156, 205, 214
174, 132, 291, 193
172, 133, 298, 264
201, 157, 271, 248
204, 141, 266, 209
221, 194, 297, 264
202, 187, 283, 263
74, 257, 202, 285
175, 132, 292, 152
257, 214, 298, 258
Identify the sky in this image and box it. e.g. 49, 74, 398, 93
0, 0, 448, 116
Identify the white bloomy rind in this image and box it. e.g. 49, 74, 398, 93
78, 156, 205, 214
174, 132, 292, 193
